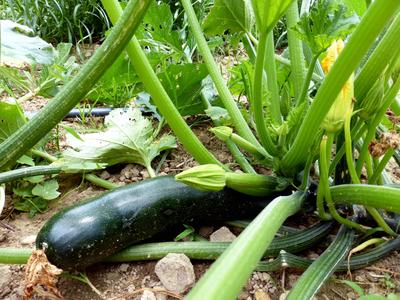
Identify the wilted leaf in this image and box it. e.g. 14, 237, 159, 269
202, 0, 254, 36
63, 108, 176, 168
0, 20, 55, 67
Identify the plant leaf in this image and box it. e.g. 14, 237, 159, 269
0, 20, 55, 66
62, 108, 176, 168
0, 101, 27, 144
32, 180, 60, 200
202, 0, 254, 36
251, 0, 294, 34
337, 279, 364, 296
293, 0, 359, 54
158, 64, 209, 116
343, 0, 366, 16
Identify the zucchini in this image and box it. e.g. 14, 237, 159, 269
36, 176, 277, 270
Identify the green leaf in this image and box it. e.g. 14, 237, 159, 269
63, 108, 176, 168
202, 0, 254, 36
343, 0, 366, 16
0, 101, 26, 143
16, 155, 35, 166
158, 64, 209, 116
59, 124, 83, 141
0, 20, 55, 66
32, 179, 60, 200
293, 0, 359, 54
13, 185, 33, 198
337, 279, 364, 296
136, 2, 182, 55
26, 175, 45, 184
251, 0, 294, 34
175, 225, 196, 241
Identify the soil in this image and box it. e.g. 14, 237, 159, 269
1, 105, 400, 300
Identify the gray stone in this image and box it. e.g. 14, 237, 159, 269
210, 226, 236, 242
21, 234, 36, 245
141, 290, 156, 300
0, 265, 12, 288
154, 253, 195, 293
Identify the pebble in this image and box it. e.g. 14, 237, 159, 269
255, 289, 271, 300
20, 234, 36, 245
118, 263, 129, 273
100, 170, 111, 180
0, 265, 12, 288
154, 253, 195, 293
209, 226, 236, 242
141, 290, 156, 300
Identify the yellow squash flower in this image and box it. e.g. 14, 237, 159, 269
321, 40, 354, 133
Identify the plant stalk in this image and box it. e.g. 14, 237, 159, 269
180, 0, 261, 147
186, 192, 305, 300
102, 0, 222, 166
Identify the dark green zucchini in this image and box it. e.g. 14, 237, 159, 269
36, 176, 279, 270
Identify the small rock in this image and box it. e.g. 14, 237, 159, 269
117, 264, 129, 273
260, 272, 272, 282
209, 226, 236, 242
140, 170, 150, 179
255, 289, 272, 300
100, 170, 111, 180
141, 290, 156, 300
0, 265, 12, 288
155, 293, 167, 300
20, 235, 36, 245
155, 253, 195, 293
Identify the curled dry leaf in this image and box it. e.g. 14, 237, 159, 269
368, 131, 400, 157
23, 249, 63, 300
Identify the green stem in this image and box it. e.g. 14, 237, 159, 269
297, 54, 320, 106
329, 120, 365, 174
355, 121, 375, 177
282, 0, 400, 173
275, 54, 323, 82
355, 14, 400, 100
344, 112, 395, 235
180, 0, 260, 147
265, 33, 282, 124
31, 149, 57, 163
253, 31, 278, 156
330, 184, 400, 213
321, 136, 365, 231
286, 0, 306, 101
83, 174, 118, 190
369, 149, 395, 184
225, 173, 288, 196
344, 110, 360, 184
186, 192, 305, 300
356, 76, 400, 176
102, 0, 221, 166
0, 165, 62, 184
0, 0, 151, 170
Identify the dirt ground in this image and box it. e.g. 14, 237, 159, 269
1, 112, 400, 300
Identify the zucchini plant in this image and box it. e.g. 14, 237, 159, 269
1, 0, 400, 299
